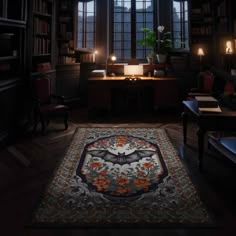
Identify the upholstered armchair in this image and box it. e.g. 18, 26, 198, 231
208, 134, 236, 165
33, 77, 69, 135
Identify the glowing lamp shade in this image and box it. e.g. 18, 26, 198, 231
124, 65, 143, 76
226, 41, 233, 54
197, 48, 205, 56
111, 55, 117, 63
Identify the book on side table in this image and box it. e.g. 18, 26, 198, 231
195, 96, 222, 113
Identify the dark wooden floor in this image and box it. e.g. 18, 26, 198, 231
0, 107, 236, 236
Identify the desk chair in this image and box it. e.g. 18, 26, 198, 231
33, 77, 69, 135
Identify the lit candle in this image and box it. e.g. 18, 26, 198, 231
93, 50, 98, 62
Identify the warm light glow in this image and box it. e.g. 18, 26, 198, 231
111, 55, 117, 62
226, 41, 233, 54
124, 65, 143, 76
92, 50, 98, 62
197, 48, 205, 56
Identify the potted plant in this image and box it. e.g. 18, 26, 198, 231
156, 25, 172, 63
138, 28, 157, 64
138, 26, 172, 64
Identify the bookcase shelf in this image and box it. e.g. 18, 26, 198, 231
190, 0, 235, 70
56, 0, 75, 65
0, 0, 28, 144
30, 0, 55, 73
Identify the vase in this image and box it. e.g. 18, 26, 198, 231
156, 54, 167, 64
146, 57, 153, 64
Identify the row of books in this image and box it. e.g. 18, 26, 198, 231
192, 26, 212, 36
36, 62, 52, 72
33, 38, 51, 55
58, 56, 76, 64
34, 18, 50, 34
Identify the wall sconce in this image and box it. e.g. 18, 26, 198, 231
225, 40, 233, 54
92, 50, 98, 62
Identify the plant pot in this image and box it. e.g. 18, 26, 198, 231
156, 54, 167, 64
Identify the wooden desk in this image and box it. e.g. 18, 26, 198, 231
88, 76, 178, 112
182, 100, 236, 170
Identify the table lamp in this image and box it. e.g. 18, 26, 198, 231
197, 48, 205, 61
111, 55, 117, 64
197, 48, 205, 71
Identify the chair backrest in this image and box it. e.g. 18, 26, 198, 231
35, 77, 51, 104
224, 80, 235, 94
198, 71, 215, 93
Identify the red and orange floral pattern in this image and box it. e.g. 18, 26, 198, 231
77, 135, 167, 197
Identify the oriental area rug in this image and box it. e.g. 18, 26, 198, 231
30, 127, 212, 227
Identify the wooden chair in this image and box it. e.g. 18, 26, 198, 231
188, 69, 215, 98
33, 77, 69, 135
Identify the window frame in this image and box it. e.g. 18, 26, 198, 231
76, 0, 96, 50
111, 0, 156, 62
171, 0, 189, 51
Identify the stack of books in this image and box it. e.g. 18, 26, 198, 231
195, 96, 222, 112
90, 70, 106, 77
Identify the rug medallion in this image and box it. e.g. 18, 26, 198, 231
31, 128, 211, 226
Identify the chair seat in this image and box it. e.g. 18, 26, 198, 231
219, 137, 236, 155
40, 104, 69, 113
208, 136, 236, 164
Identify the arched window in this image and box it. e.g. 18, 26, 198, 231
172, 0, 189, 50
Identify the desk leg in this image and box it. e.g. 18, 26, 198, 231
182, 111, 188, 144
197, 128, 205, 171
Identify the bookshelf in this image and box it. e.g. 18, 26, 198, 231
190, 0, 214, 67
190, 0, 236, 69
30, 0, 55, 73
0, 0, 28, 143
55, 0, 80, 105
28, 0, 57, 100
57, 0, 75, 64
0, 0, 27, 81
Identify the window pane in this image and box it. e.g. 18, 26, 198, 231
86, 23, 94, 32
77, 0, 95, 48
123, 13, 131, 22
86, 33, 94, 41
136, 13, 144, 22
146, 13, 153, 22
173, 1, 180, 11
124, 1, 131, 11
114, 12, 122, 22
112, 0, 155, 60
114, 33, 122, 40
87, 2, 94, 12
172, 0, 189, 50
124, 23, 131, 32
